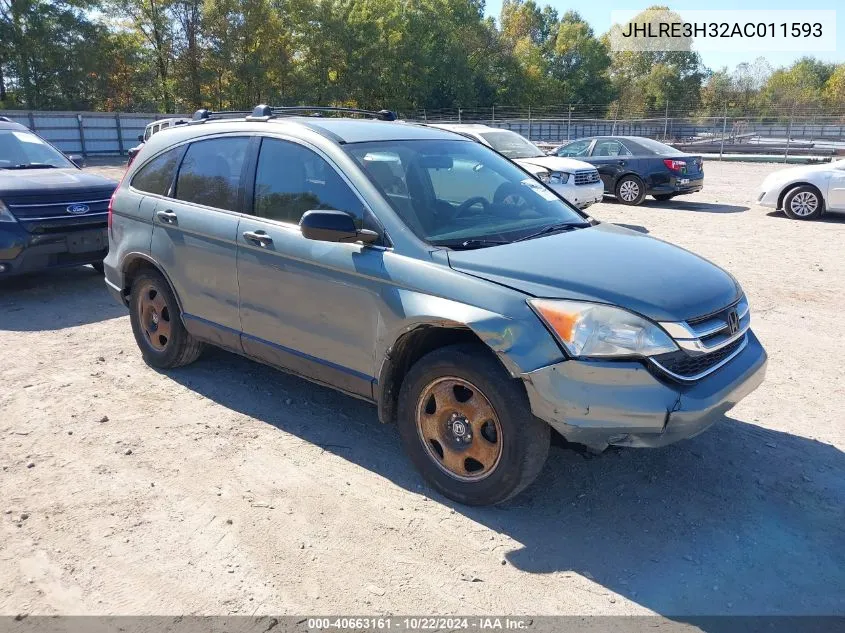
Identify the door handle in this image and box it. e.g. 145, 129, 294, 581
155, 209, 178, 224
243, 230, 273, 246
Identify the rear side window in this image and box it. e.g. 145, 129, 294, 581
131, 147, 182, 196
253, 138, 361, 224
175, 137, 249, 211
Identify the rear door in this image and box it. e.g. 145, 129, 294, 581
588, 139, 635, 191
149, 135, 251, 350
236, 136, 387, 399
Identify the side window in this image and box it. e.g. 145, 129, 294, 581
557, 140, 591, 157
253, 138, 362, 224
143, 125, 152, 141
593, 140, 632, 157
131, 147, 182, 196
175, 137, 249, 212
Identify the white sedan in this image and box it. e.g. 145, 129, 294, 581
430, 124, 604, 209
757, 159, 845, 220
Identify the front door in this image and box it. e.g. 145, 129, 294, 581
236, 137, 386, 399
149, 135, 250, 350
827, 168, 845, 211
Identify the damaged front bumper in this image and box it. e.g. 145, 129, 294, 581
522, 330, 767, 451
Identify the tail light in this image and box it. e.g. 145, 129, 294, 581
107, 191, 116, 236
663, 159, 687, 172
108, 167, 130, 238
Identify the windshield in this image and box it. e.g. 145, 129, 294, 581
631, 137, 684, 156
0, 129, 74, 169
0, 129, 74, 168
478, 130, 545, 159
346, 139, 587, 248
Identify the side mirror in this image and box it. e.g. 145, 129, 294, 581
299, 210, 379, 244
67, 154, 84, 167
137, 134, 144, 142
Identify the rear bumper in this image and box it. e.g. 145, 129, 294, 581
0, 225, 108, 276
649, 175, 704, 196
522, 330, 767, 451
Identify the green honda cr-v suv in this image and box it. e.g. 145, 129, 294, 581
104, 105, 766, 506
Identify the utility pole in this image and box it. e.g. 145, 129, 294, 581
663, 101, 669, 140
719, 101, 728, 162
567, 104, 572, 140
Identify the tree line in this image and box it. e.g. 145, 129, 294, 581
1, 0, 843, 117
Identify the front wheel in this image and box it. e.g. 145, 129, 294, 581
397, 344, 550, 506
615, 175, 646, 205
783, 185, 824, 220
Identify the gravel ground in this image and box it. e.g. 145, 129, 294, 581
1, 160, 843, 617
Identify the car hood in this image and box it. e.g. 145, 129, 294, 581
0, 168, 117, 195
514, 156, 596, 174
446, 223, 741, 322
761, 162, 835, 185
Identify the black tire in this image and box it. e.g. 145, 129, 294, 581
615, 175, 646, 205
783, 185, 824, 220
396, 343, 550, 506
129, 269, 204, 368
653, 194, 674, 201
90, 261, 105, 274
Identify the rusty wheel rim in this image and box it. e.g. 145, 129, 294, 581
415, 376, 503, 482
137, 281, 171, 352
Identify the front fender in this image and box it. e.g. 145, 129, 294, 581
375, 288, 563, 380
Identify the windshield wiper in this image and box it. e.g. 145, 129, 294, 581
4, 163, 57, 170
512, 221, 591, 243
432, 238, 511, 250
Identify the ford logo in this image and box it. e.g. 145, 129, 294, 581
66, 204, 90, 215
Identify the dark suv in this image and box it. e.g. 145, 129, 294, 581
0, 118, 117, 276
105, 106, 766, 506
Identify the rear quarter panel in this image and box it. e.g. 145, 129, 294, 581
103, 187, 155, 295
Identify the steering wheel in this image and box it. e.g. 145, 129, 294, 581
493, 182, 530, 209
453, 196, 490, 219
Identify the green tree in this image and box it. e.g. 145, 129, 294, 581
606, 6, 705, 116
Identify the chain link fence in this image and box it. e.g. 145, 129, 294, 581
3, 105, 844, 158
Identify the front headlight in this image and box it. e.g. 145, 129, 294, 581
529, 299, 677, 358
536, 171, 551, 183
0, 200, 17, 223
547, 171, 570, 185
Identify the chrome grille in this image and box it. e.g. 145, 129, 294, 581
574, 169, 600, 186
651, 297, 750, 381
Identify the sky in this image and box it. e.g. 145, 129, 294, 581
482, 0, 844, 71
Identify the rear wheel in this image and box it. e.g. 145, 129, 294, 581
615, 175, 646, 205
653, 194, 674, 201
397, 344, 550, 505
783, 185, 824, 220
129, 270, 204, 368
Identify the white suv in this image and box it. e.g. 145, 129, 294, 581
431, 124, 604, 209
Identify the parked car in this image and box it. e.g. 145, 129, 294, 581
128, 117, 189, 163
430, 124, 603, 209
552, 136, 704, 205
0, 117, 117, 276
756, 159, 845, 220
105, 105, 766, 506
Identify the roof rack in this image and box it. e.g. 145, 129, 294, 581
247, 104, 397, 121
191, 108, 253, 122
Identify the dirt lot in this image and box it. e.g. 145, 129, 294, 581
1, 160, 843, 617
